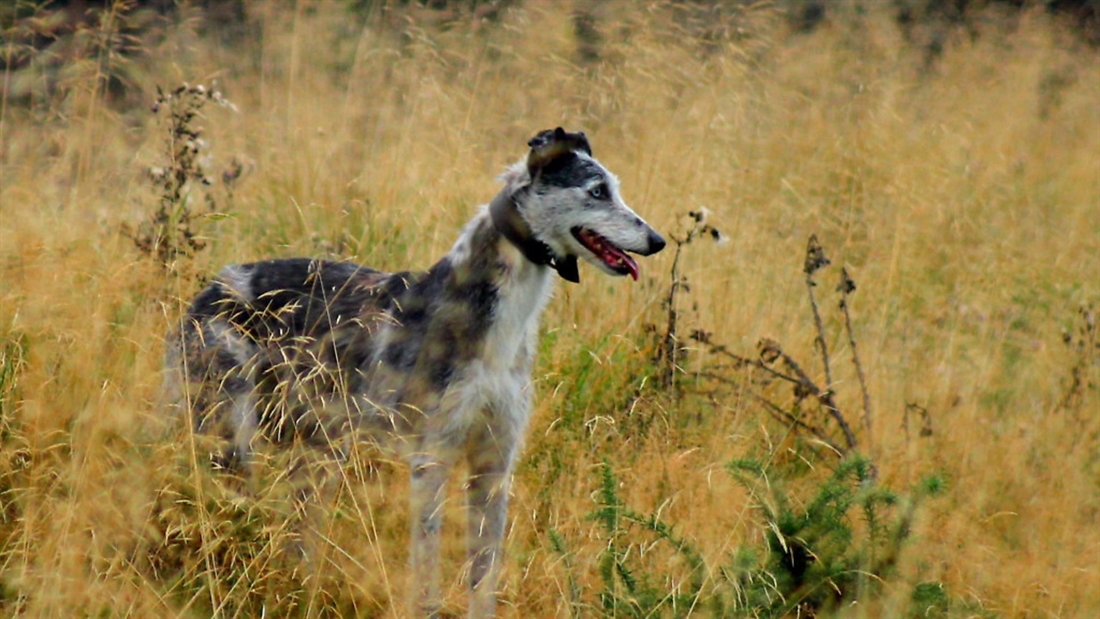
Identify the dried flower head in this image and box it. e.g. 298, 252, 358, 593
838, 267, 856, 295
804, 234, 831, 275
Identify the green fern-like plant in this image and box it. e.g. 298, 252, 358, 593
726, 455, 943, 616
590, 459, 706, 617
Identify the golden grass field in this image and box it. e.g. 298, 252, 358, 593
0, 2, 1097, 617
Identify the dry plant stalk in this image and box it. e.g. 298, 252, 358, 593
690, 235, 872, 457
1058, 303, 1098, 415
655, 209, 725, 392
125, 83, 236, 270
839, 266, 874, 442
800, 235, 858, 451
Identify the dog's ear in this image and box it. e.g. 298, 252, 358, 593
526, 127, 591, 177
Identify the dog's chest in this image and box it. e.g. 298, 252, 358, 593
481, 262, 553, 374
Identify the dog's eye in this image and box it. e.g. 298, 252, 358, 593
589, 184, 608, 199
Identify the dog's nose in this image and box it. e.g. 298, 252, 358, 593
646, 230, 667, 255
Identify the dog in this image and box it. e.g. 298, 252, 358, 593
166, 128, 666, 617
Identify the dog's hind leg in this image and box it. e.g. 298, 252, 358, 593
283, 443, 345, 563
227, 389, 257, 471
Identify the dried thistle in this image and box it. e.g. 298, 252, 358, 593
688, 235, 875, 460
1058, 303, 1099, 415
804, 234, 831, 276
126, 83, 237, 270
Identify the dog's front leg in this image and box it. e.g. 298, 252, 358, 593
464, 407, 524, 619
409, 452, 452, 618
465, 450, 510, 618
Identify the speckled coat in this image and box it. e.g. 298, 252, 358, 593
166, 128, 665, 618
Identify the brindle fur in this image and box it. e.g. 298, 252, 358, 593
167, 128, 665, 618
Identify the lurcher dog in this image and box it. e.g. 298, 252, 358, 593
167, 128, 665, 617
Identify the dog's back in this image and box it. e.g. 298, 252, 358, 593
169, 258, 400, 462
168, 235, 530, 465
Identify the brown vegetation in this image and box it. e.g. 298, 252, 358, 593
1, 1, 1097, 616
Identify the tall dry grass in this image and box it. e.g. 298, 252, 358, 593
1, 1, 1097, 617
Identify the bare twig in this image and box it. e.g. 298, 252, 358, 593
839, 267, 873, 443
657, 210, 726, 392
804, 235, 834, 389
760, 338, 857, 452
699, 367, 846, 455
659, 236, 687, 390
691, 331, 800, 385
752, 394, 844, 454
692, 330, 857, 454
687, 235, 867, 457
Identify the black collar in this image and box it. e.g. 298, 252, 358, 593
488, 189, 579, 283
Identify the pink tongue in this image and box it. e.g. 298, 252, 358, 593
579, 228, 640, 280
622, 255, 639, 280
603, 246, 639, 280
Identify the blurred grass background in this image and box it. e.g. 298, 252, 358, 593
0, 0, 1098, 617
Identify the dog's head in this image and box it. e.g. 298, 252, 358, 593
500, 127, 665, 283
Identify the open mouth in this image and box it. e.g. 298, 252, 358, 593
571, 227, 639, 280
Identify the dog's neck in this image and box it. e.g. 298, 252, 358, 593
488, 188, 579, 283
